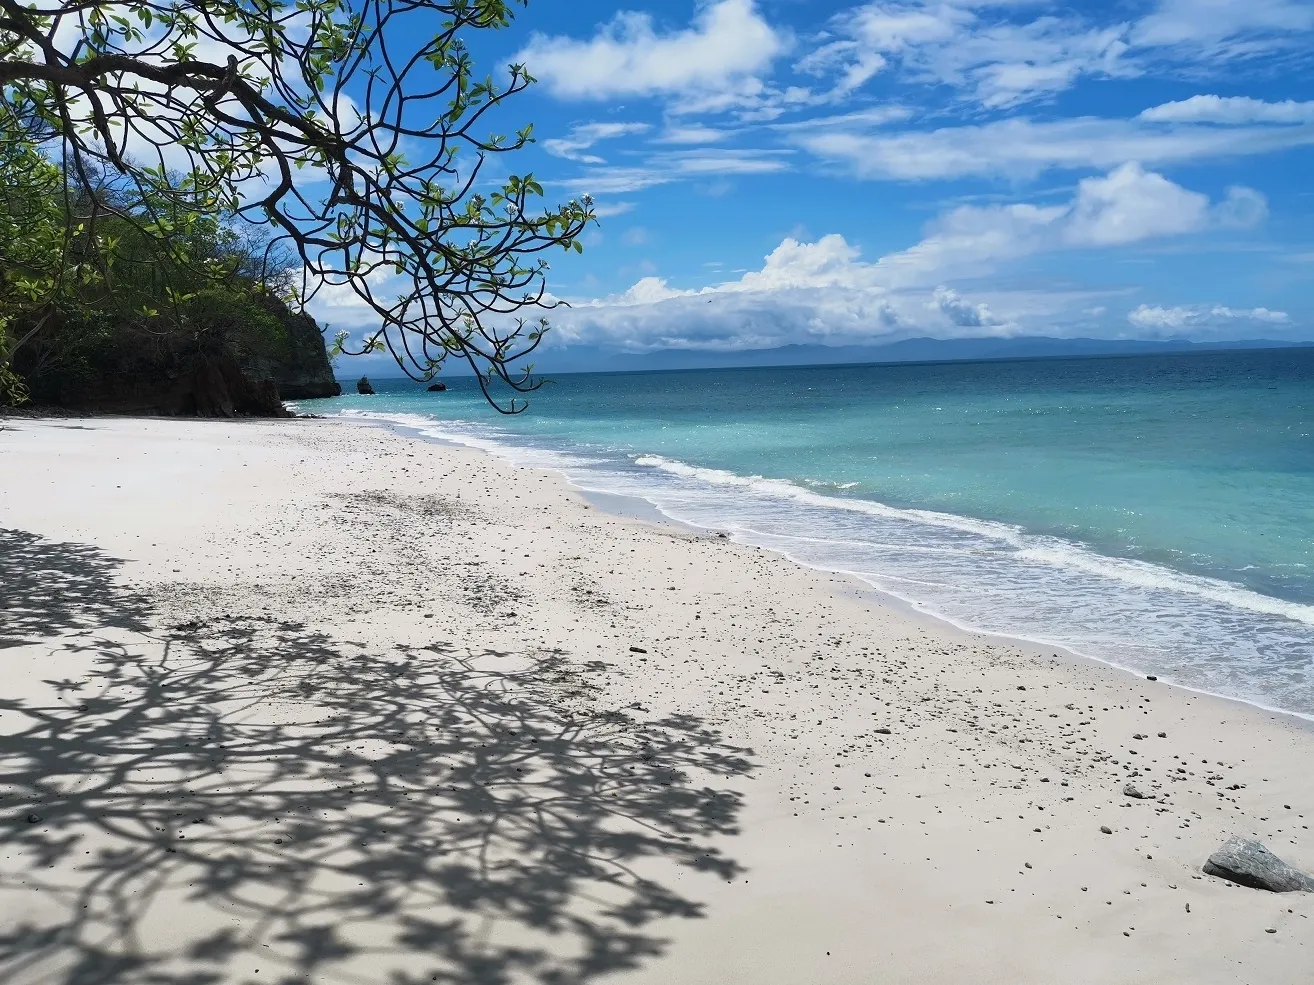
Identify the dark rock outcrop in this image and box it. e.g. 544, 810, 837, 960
357, 376, 375, 395
1204, 837, 1314, 892
266, 301, 341, 399
427, 382, 447, 392
11, 294, 336, 417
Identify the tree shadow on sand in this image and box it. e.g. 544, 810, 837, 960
0, 528, 152, 648
0, 532, 754, 984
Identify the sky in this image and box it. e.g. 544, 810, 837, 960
309, 0, 1314, 362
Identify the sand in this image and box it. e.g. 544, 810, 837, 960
1, 415, 1311, 984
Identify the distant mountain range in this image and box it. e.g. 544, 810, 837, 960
529, 336, 1312, 374
354, 336, 1312, 378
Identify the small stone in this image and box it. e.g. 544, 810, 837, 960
1146, 675, 1157, 681
1266, 928, 1277, 934
1123, 784, 1149, 800
25, 813, 41, 824
1100, 825, 1113, 834
875, 727, 892, 735
629, 646, 648, 654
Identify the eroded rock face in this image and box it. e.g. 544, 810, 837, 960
11, 294, 338, 416
269, 302, 341, 399
1203, 837, 1314, 892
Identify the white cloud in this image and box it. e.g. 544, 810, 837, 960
516, 0, 786, 105
656, 125, 734, 145
545, 162, 1281, 352
560, 148, 792, 196
1132, 0, 1314, 48
875, 163, 1263, 282
795, 115, 1314, 180
543, 122, 650, 163
788, 1, 1314, 111
1062, 163, 1210, 245
1214, 186, 1270, 228
932, 286, 1010, 329
1139, 94, 1314, 124
1128, 303, 1292, 333
591, 201, 638, 219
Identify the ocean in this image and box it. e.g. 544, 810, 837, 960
299, 347, 1314, 718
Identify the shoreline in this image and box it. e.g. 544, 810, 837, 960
340, 408, 1314, 730
3, 415, 1312, 984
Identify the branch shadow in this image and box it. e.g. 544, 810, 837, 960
0, 528, 151, 648
0, 532, 753, 984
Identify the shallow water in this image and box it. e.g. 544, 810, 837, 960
302, 348, 1314, 716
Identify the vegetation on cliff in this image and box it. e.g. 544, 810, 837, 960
0, 0, 593, 415
0, 127, 336, 413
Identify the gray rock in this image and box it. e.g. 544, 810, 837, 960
356, 376, 375, 395
1123, 783, 1149, 799
1203, 836, 1314, 893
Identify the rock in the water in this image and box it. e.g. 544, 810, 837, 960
1203, 836, 1314, 892
427, 382, 447, 392
1123, 783, 1149, 799
356, 376, 375, 395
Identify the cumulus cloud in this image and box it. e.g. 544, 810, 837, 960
931, 287, 1010, 329
875, 163, 1263, 283
1062, 163, 1211, 245
516, 0, 786, 106
543, 163, 1278, 353
1128, 303, 1292, 333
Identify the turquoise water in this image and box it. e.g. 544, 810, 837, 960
300, 348, 1314, 717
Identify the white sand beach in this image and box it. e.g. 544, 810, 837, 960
2, 415, 1311, 984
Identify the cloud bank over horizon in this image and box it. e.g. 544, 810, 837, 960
309, 0, 1312, 358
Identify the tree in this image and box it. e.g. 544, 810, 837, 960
0, 0, 593, 411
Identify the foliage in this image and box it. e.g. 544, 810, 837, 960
0, 113, 298, 407
0, 0, 594, 411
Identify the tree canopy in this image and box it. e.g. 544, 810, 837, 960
0, 0, 592, 410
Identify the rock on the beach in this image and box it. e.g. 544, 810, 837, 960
1123, 783, 1149, 799
1203, 836, 1314, 893
357, 376, 375, 395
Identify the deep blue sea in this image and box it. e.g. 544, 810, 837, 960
298, 348, 1314, 718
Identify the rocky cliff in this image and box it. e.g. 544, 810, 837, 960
267, 301, 342, 400
12, 295, 341, 417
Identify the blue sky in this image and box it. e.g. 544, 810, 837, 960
314, 0, 1314, 358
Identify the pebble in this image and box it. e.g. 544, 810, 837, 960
1100, 825, 1113, 834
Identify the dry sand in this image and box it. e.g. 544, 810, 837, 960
1, 415, 1311, 984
